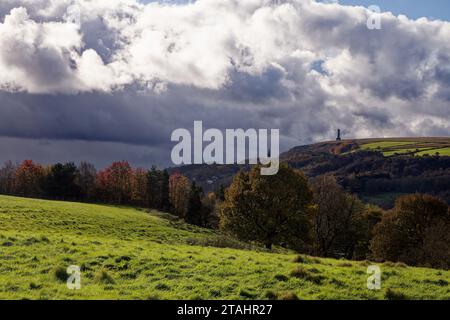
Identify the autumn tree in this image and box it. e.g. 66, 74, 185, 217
169, 172, 191, 218
371, 194, 450, 268
14, 160, 45, 198
311, 175, 368, 259
220, 164, 314, 250
95, 161, 133, 204
203, 192, 220, 228
76, 162, 97, 200
132, 168, 149, 206
352, 205, 384, 260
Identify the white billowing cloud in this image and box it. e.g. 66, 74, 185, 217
0, 0, 449, 97
0, 5, 122, 93
0, 0, 449, 146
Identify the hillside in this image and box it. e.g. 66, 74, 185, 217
0, 195, 449, 300
176, 138, 450, 208
283, 137, 450, 158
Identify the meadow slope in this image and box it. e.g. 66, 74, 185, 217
0, 195, 448, 300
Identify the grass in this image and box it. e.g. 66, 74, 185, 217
382, 148, 429, 157
416, 147, 450, 157
361, 141, 416, 150
0, 195, 449, 300
358, 138, 450, 157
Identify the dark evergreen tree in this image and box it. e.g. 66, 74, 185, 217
44, 163, 81, 200
187, 181, 205, 226
147, 167, 171, 211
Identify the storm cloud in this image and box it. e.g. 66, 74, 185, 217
0, 0, 449, 167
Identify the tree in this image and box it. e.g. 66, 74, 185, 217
147, 167, 170, 211
203, 192, 220, 228
352, 205, 384, 260
0, 161, 17, 195
132, 168, 149, 206
216, 184, 226, 201
220, 164, 314, 250
169, 172, 191, 218
43, 163, 81, 200
311, 175, 367, 259
14, 160, 45, 198
371, 194, 450, 268
95, 161, 133, 204
186, 182, 206, 226
76, 162, 97, 200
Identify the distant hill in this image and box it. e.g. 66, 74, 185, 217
283, 137, 450, 158
174, 138, 450, 208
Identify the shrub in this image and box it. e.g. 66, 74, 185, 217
292, 255, 306, 263
384, 288, 407, 300
264, 291, 277, 300
94, 270, 115, 284
290, 267, 324, 284
239, 289, 257, 299
53, 266, 69, 282
338, 262, 353, 267
115, 256, 132, 263
154, 283, 171, 291
274, 274, 289, 282
29, 282, 42, 290
290, 267, 310, 279
279, 292, 299, 300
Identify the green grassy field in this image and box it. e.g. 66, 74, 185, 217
357, 138, 450, 157
415, 147, 450, 156
0, 195, 449, 300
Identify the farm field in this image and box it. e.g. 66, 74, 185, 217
356, 138, 450, 157
0, 195, 449, 300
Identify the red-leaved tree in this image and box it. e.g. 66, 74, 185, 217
95, 161, 133, 204
15, 160, 45, 198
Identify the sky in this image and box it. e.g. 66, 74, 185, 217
338, 0, 450, 21
141, 0, 450, 21
0, 0, 449, 169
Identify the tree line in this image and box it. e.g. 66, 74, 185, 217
0, 160, 217, 228
219, 164, 449, 269
0, 160, 448, 269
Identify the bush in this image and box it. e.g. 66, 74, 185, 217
53, 266, 69, 282
154, 283, 171, 291
279, 292, 299, 300
239, 289, 257, 299
290, 267, 324, 284
264, 291, 277, 300
94, 270, 115, 284
29, 282, 42, 290
290, 267, 310, 279
274, 274, 289, 282
292, 255, 321, 264
384, 288, 407, 300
